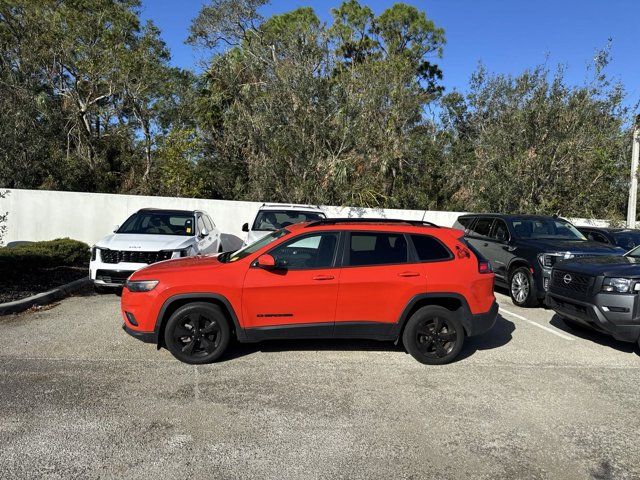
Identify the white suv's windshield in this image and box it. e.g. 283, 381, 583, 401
252, 210, 325, 231
510, 218, 586, 240
117, 212, 195, 236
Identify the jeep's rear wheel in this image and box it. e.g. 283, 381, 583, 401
509, 267, 539, 307
403, 306, 464, 365
164, 303, 230, 364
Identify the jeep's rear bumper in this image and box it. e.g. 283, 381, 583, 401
464, 300, 498, 337
547, 292, 640, 343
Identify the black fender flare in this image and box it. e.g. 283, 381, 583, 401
154, 293, 248, 346
395, 292, 473, 336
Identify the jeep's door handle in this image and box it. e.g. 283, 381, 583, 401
398, 271, 420, 277
313, 275, 334, 281
483, 242, 489, 247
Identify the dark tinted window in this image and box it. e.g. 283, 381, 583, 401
348, 232, 408, 266
410, 235, 452, 261
456, 217, 474, 228
470, 218, 494, 237
269, 233, 338, 269
510, 218, 585, 240
491, 219, 509, 242
613, 232, 640, 250
252, 210, 326, 231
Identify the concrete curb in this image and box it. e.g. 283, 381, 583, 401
0, 276, 92, 315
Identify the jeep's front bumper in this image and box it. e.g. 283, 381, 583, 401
546, 291, 640, 343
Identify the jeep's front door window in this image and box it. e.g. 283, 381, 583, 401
268, 233, 339, 269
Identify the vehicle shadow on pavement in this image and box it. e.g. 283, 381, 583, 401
220, 315, 515, 363
549, 314, 640, 355
455, 314, 515, 362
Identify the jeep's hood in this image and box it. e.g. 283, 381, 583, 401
556, 255, 640, 277
131, 253, 225, 278
520, 238, 625, 255
95, 233, 194, 251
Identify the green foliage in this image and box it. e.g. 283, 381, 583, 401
0, 238, 89, 274
0, 0, 637, 221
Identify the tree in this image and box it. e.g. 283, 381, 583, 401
441, 54, 631, 219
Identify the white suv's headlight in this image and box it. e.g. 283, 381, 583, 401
601, 277, 636, 293
125, 280, 159, 292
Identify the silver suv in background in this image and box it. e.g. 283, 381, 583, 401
241, 203, 326, 246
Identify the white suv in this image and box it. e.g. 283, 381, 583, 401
241, 203, 326, 246
90, 208, 221, 291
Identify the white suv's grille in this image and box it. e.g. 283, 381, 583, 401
100, 250, 172, 264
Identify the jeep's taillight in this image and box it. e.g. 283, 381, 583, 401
478, 261, 493, 274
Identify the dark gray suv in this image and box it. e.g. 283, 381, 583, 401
454, 214, 625, 307
546, 248, 640, 348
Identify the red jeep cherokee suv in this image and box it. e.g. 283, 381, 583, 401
121, 219, 498, 365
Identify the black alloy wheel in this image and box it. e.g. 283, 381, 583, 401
164, 303, 230, 364
403, 305, 464, 365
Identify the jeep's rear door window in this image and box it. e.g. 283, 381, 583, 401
410, 235, 452, 261
469, 218, 494, 238
348, 232, 408, 266
252, 210, 326, 231
117, 212, 194, 236
269, 233, 339, 269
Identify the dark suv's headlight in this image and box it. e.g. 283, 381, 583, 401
601, 277, 639, 293
125, 280, 159, 292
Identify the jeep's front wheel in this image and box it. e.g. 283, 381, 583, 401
164, 303, 230, 364
509, 267, 539, 307
403, 306, 464, 365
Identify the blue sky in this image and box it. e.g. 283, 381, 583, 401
140, 0, 640, 106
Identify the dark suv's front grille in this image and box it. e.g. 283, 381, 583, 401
100, 249, 173, 265
550, 269, 593, 296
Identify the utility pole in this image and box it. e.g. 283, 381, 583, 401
627, 115, 640, 228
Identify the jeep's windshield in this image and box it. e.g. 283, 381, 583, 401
252, 210, 325, 231
220, 229, 289, 263
510, 218, 586, 240
117, 212, 195, 236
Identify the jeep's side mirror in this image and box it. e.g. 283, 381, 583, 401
256, 254, 276, 268
200, 228, 209, 238
113, 225, 120, 233
242, 222, 249, 232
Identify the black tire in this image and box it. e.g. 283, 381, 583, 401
509, 266, 539, 307
164, 302, 231, 364
402, 306, 465, 365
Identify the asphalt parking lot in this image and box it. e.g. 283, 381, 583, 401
1, 290, 639, 479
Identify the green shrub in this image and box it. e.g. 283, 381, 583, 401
0, 238, 89, 275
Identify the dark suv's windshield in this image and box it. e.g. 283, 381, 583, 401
614, 232, 640, 250
252, 210, 325, 231
117, 212, 195, 236
510, 218, 586, 240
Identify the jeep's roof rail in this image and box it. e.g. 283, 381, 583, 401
306, 218, 440, 228
261, 203, 323, 210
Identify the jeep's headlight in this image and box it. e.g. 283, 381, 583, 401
602, 277, 636, 293
125, 280, 159, 292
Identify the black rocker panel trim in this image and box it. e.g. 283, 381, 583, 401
244, 321, 399, 342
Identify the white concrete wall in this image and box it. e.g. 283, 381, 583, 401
0, 188, 611, 248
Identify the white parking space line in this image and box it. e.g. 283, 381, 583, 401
500, 307, 575, 341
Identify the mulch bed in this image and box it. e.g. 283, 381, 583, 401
0, 266, 89, 303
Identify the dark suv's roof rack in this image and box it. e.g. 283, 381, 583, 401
306, 218, 440, 228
